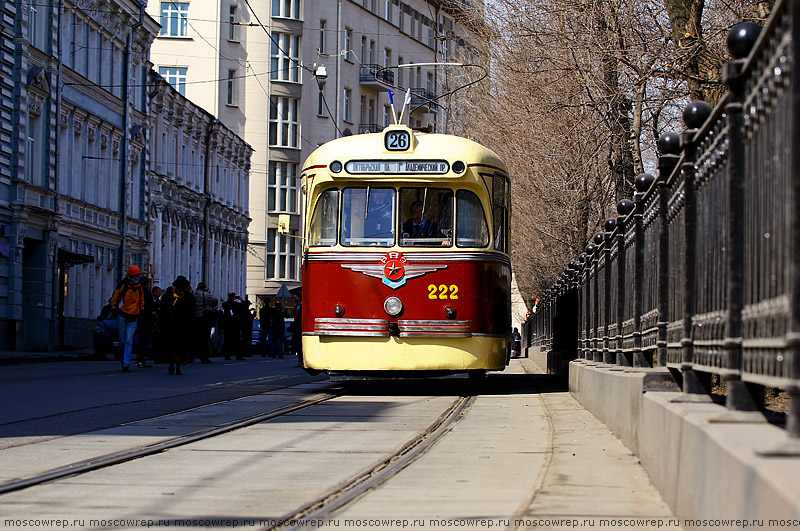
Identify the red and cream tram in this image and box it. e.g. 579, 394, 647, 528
298, 124, 511, 379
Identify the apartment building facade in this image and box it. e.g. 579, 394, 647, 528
0, 0, 252, 351
147, 0, 480, 304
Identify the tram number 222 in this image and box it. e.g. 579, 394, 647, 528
428, 284, 459, 300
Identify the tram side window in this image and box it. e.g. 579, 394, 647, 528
399, 188, 453, 247
493, 173, 509, 253
309, 189, 339, 246
341, 187, 395, 246
456, 190, 489, 247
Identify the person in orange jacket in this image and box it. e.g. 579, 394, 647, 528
109, 265, 145, 371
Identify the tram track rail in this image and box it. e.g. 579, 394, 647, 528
0, 390, 341, 496
264, 393, 476, 531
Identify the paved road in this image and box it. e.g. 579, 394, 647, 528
0, 357, 682, 530
0, 356, 322, 448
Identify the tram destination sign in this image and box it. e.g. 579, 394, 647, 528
345, 160, 450, 175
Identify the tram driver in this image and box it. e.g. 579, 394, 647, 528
402, 200, 442, 241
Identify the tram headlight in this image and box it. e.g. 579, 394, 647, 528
334, 304, 345, 317
330, 160, 343, 173
452, 160, 466, 174
384, 296, 403, 317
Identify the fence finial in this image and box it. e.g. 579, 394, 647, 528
727, 22, 762, 60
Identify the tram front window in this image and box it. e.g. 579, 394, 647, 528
399, 188, 453, 247
341, 187, 395, 246
309, 189, 339, 246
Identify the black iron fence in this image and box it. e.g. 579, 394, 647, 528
522, 0, 799, 454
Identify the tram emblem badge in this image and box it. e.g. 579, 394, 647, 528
341, 251, 447, 289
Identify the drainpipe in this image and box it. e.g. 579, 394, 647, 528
335, 0, 342, 138
53, 0, 64, 348
202, 118, 219, 285
120, 2, 145, 279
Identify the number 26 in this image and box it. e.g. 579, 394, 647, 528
428, 284, 458, 300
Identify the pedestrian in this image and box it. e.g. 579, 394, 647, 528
258, 300, 273, 358
108, 265, 146, 372
222, 292, 244, 360
268, 300, 286, 358
193, 282, 218, 364
154, 285, 173, 364
133, 276, 155, 368
168, 275, 194, 375
239, 297, 255, 357
289, 291, 302, 366
511, 327, 522, 358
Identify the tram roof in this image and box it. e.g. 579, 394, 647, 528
302, 127, 507, 175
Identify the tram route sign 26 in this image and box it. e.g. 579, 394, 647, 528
345, 160, 450, 175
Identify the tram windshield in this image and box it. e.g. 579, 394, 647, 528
399, 188, 453, 247
308, 187, 491, 249
341, 187, 396, 246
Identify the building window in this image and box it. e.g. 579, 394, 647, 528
384, 48, 391, 68
343, 88, 352, 123
28, 3, 43, 49
159, 66, 187, 95
268, 161, 298, 213
361, 36, 367, 65
272, 0, 300, 19
317, 82, 326, 116
227, 69, 236, 105
266, 229, 298, 279
384, 0, 391, 22
26, 112, 41, 186
160, 2, 189, 37
269, 96, 299, 148
360, 95, 366, 125
229, 5, 238, 41
383, 105, 391, 127
319, 20, 326, 54
344, 28, 353, 61
270, 33, 300, 82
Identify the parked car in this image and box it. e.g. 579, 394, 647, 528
93, 305, 140, 360
250, 318, 293, 354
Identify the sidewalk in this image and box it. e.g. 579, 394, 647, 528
0, 348, 98, 365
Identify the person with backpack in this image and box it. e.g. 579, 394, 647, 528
109, 265, 146, 372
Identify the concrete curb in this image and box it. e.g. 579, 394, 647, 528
569, 360, 800, 530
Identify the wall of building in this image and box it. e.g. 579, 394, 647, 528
148, 73, 252, 301
0, 0, 251, 351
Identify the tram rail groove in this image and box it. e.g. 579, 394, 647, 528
0, 391, 341, 496
264, 394, 476, 531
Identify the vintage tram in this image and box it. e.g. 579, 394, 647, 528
298, 124, 511, 379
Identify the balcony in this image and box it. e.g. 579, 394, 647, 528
409, 88, 440, 111
359, 124, 383, 134
360, 64, 395, 87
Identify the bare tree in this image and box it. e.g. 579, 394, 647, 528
445, 0, 773, 308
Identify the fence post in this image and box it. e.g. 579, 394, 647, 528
587, 241, 601, 362
722, 23, 763, 414
657, 134, 680, 368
